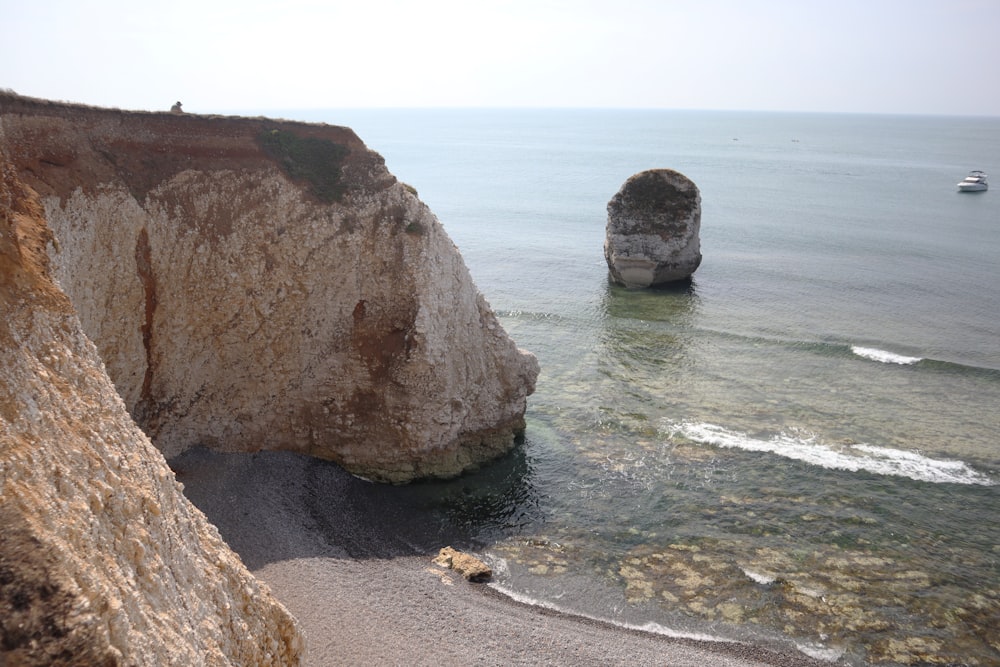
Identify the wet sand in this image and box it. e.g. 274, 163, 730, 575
171, 448, 834, 666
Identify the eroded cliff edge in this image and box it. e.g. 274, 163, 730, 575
1, 147, 302, 664
0, 92, 539, 483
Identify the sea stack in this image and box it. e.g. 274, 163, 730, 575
604, 169, 702, 287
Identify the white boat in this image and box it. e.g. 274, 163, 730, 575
957, 170, 988, 192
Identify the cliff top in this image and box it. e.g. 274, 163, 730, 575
0, 90, 386, 203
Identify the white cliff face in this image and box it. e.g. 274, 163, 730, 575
1, 95, 538, 483
0, 89, 540, 664
604, 169, 702, 288
0, 155, 303, 665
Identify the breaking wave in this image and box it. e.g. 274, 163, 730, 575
661, 421, 993, 486
850, 346, 922, 365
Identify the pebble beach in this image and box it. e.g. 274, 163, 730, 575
171, 447, 833, 666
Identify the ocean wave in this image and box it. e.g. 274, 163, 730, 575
661, 421, 994, 486
495, 309, 565, 321
714, 330, 999, 374
850, 345, 922, 365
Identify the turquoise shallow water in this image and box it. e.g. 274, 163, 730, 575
281, 109, 1000, 665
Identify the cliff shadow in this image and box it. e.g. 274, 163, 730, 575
169, 441, 542, 570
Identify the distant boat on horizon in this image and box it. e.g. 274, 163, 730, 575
957, 170, 988, 192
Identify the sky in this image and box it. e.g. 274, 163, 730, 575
3, 0, 999, 116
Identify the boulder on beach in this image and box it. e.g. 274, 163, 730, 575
604, 169, 702, 287
433, 546, 492, 582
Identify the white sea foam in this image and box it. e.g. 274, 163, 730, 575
851, 345, 922, 365
488, 582, 564, 613
796, 642, 846, 662
662, 421, 994, 486
741, 568, 777, 585
487, 582, 725, 643
489, 580, 842, 661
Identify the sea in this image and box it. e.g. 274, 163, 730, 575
277, 109, 1000, 666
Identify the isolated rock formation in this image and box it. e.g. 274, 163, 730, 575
604, 169, 702, 287
0, 92, 538, 483
0, 156, 302, 665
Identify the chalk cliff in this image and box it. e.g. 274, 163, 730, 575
0, 92, 538, 483
0, 151, 302, 664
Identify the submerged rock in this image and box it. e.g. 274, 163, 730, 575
604, 169, 702, 287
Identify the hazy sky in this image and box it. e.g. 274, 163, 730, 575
3, 0, 999, 116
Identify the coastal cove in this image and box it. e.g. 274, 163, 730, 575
239, 109, 1000, 665
6, 99, 996, 665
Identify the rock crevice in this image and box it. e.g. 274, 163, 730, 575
133, 227, 156, 416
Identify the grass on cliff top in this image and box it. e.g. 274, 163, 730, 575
258, 128, 349, 203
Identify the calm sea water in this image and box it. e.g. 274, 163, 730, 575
289, 109, 1000, 665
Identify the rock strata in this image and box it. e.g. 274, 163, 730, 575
0, 155, 302, 665
0, 92, 538, 483
604, 169, 702, 287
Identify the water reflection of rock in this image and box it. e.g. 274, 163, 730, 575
597, 279, 701, 391
601, 278, 700, 323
